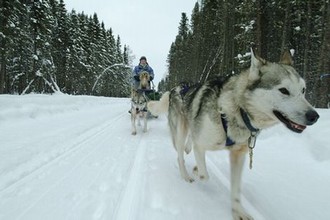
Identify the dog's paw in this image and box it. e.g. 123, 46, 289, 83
232, 208, 254, 220
193, 166, 198, 175
184, 176, 194, 183
131, 131, 137, 135
192, 166, 209, 181
199, 174, 209, 181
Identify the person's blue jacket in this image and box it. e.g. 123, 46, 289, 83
132, 64, 154, 81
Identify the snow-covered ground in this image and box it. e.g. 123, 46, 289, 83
0, 94, 329, 220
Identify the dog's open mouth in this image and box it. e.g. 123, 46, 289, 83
273, 110, 306, 133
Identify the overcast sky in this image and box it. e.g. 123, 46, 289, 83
65, 0, 198, 86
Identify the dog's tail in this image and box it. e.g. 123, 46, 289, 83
147, 91, 170, 116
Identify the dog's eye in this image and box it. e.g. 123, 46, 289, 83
279, 88, 290, 95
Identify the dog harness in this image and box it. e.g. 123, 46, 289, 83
221, 108, 260, 169
220, 114, 235, 146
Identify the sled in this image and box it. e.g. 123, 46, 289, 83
136, 88, 161, 101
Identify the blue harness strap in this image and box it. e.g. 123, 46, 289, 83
180, 84, 190, 97
221, 109, 260, 147
240, 108, 259, 133
221, 114, 235, 146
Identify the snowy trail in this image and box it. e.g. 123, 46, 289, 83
112, 133, 147, 220
1, 94, 329, 220
1, 108, 130, 219
0, 112, 126, 194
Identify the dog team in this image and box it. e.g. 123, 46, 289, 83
131, 50, 319, 220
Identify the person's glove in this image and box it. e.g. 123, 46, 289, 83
134, 75, 140, 81
150, 76, 153, 81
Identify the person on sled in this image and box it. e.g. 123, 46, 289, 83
132, 56, 154, 89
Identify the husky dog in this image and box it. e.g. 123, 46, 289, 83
131, 89, 148, 135
139, 71, 150, 90
148, 49, 319, 220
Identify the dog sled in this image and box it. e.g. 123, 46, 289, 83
136, 88, 161, 101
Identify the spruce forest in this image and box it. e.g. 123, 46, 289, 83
1, 0, 329, 108
0, 0, 131, 97
162, 0, 330, 108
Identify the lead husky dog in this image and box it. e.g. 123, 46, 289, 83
148, 49, 319, 220
131, 89, 148, 135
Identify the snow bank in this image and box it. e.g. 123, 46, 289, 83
0, 94, 125, 122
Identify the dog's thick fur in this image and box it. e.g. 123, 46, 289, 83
148, 49, 319, 220
131, 89, 148, 135
139, 71, 150, 90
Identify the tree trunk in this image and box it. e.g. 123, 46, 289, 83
0, 58, 4, 94
0, 0, 11, 94
280, 1, 291, 53
256, 0, 268, 58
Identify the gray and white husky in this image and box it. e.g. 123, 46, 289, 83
148, 49, 319, 220
131, 89, 148, 135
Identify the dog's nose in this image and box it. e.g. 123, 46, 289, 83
136, 107, 139, 111
305, 110, 319, 125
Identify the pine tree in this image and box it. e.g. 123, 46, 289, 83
316, 0, 330, 108
0, 0, 22, 93
164, 0, 329, 107
189, 2, 202, 82
50, 0, 69, 93
0, 0, 132, 96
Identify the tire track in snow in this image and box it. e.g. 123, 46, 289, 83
13, 112, 128, 219
16, 135, 109, 220
64, 122, 144, 220
0, 112, 126, 196
112, 133, 148, 220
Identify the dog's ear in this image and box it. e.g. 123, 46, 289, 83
250, 48, 266, 68
249, 48, 265, 81
131, 88, 138, 96
279, 50, 294, 66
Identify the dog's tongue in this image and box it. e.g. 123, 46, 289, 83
290, 121, 306, 131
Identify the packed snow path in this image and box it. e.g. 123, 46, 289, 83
0, 94, 329, 220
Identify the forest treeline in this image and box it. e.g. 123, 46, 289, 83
161, 0, 330, 108
1, 0, 329, 107
0, 0, 131, 97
